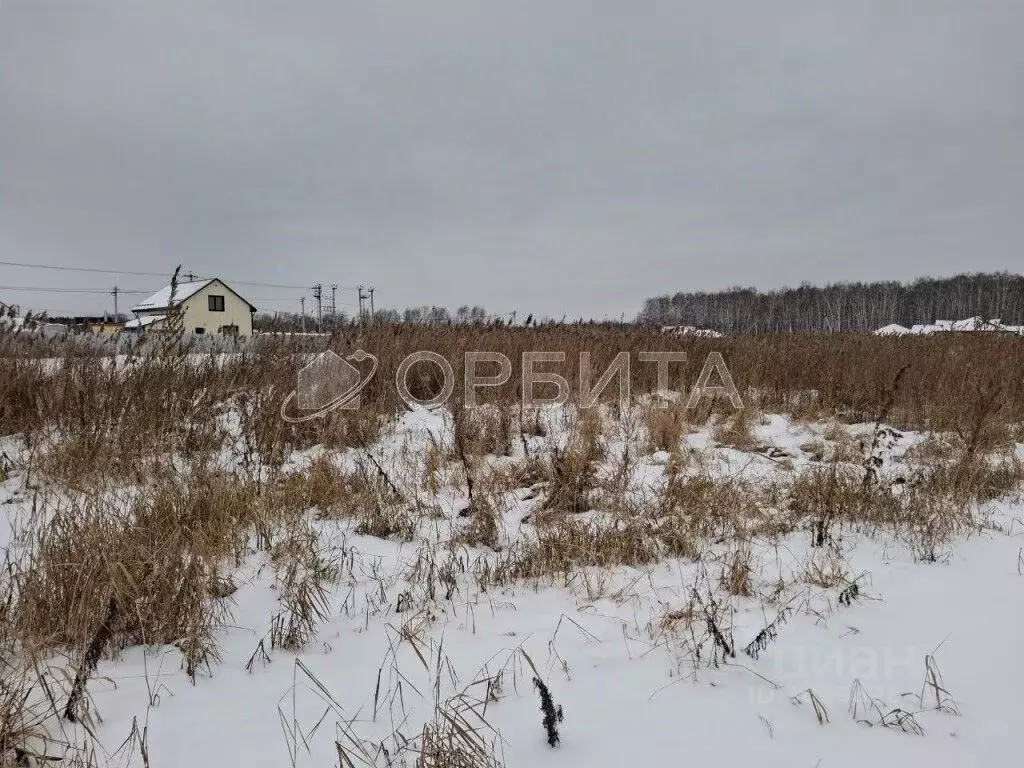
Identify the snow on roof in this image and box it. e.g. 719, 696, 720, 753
874, 324, 910, 336
123, 314, 167, 329
131, 280, 214, 313
876, 317, 1023, 336
950, 316, 1002, 331
660, 325, 724, 338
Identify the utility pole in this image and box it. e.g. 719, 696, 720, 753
330, 284, 337, 320
111, 286, 119, 320
368, 286, 375, 326
357, 286, 367, 332
300, 297, 306, 333
312, 284, 323, 333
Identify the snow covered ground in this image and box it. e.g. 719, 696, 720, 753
80, 511, 1024, 768
2, 406, 1022, 767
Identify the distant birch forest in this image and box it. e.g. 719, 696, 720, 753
639, 272, 1024, 333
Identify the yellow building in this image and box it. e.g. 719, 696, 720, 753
88, 321, 122, 336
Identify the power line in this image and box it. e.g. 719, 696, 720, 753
230, 278, 359, 291
0, 262, 173, 280
0, 285, 149, 294
0, 259, 359, 291
251, 298, 359, 307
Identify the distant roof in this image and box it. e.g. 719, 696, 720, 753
874, 323, 910, 336
660, 325, 724, 338
131, 280, 215, 312
875, 317, 1024, 336
123, 314, 166, 329
130, 278, 256, 313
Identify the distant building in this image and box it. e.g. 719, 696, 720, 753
660, 325, 724, 338
36, 315, 121, 335
874, 323, 910, 336
89, 321, 122, 336
128, 278, 256, 337
874, 316, 1024, 336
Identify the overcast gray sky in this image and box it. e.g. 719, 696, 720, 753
1, 1, 1022, 319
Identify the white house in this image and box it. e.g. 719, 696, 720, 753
127, 278, 256, 338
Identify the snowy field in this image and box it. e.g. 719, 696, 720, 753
2, 396, 1022, 768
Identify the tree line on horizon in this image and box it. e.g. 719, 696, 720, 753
254, 304, 513, 332
638, 272, 1024, 333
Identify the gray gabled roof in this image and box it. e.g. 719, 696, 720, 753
131, 278, 256, 313
131, 279, 214, 312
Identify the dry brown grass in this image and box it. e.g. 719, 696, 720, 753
1, 324, 1023, 758
719, 543, 754, 597
0, 659, 56, 766
711, 407, 760, 451
9, 471, 259, 658
269, 523, 338, 651
455, 405, 515, 458
537, 408, 604, 517
455, 490, 501, 551
6, 326, 1024, 479
642, 401, 686, 454
803, 544, 850, 587
657, 471, 765, 541
276, 455, 362, 519
509, 517, 663, 577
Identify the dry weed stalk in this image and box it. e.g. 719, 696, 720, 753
792, 688, 829, 725
538, 408, 603, 517
642, 400, 686, 454
848, 679, 924, 735
270, 524, 338, 651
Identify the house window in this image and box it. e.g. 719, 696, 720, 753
208, 295, 225, 312
220, 324, 239, 337
195, 327, 205, 335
